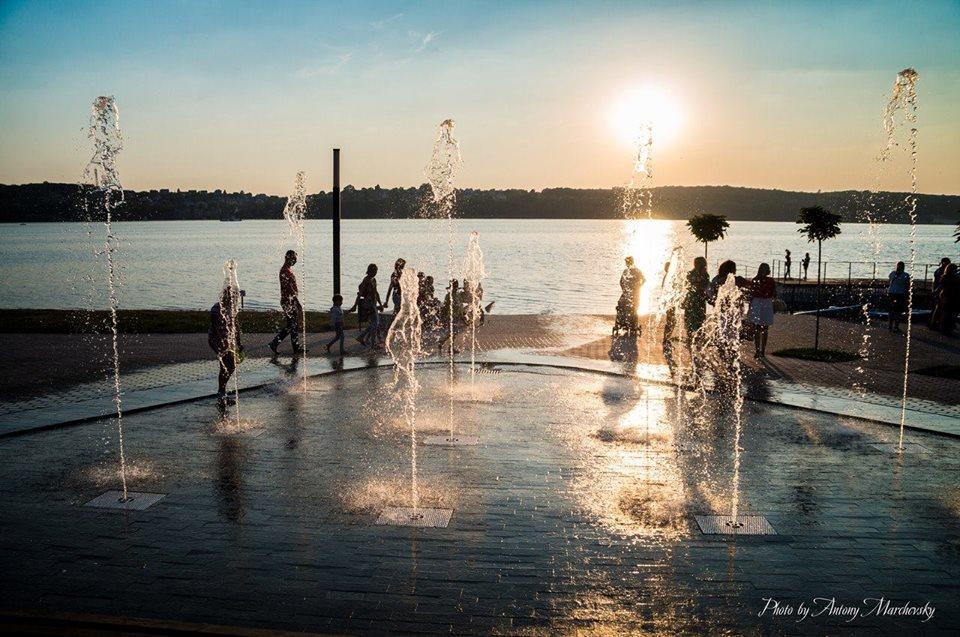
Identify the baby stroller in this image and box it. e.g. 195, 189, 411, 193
612, 296, 640, 337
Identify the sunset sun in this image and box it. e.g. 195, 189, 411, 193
610, 86, 683, 148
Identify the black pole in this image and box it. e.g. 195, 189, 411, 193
332, 149, 341, 296
814, 240, 822, 351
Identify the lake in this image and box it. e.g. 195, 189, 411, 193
0, 219, 956, 315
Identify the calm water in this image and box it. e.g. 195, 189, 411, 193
0, 220, 955, 314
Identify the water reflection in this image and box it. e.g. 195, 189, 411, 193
215, 435, 248, 521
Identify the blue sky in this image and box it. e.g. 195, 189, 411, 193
1, 0, 958, 194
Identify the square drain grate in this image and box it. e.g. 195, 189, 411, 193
84, 491, 166, 511
870, 442, 930, 455
423, 435, 479, 446
695, 514, 776, 535
376, 507, 452, 528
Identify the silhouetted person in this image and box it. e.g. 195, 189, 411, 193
437, 279, 466, 353
326, 294, 346, 355
270, 250, 304, 354
613, 256, 644, 335
933, 257, 952, 294
801, 252, 811, 281
931, 263, 959, 335
887, 261, 910, 333
709, 260, 748, 304
783, 249, 792, 280
384, 258, 406, 314
347, 263, 384, 348
747, 263, 777, 358
683, 256, 710, 341
209, 286, 243, 405
418, 275, 441, 330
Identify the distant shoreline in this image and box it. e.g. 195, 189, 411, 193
2, 182, 958, 224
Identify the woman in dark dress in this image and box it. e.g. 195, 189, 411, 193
683, 256, 710, 341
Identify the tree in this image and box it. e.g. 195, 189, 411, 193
797, 205, 842, 351
686, 214, 729, 260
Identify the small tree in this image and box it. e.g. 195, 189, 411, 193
687, 214, 729, 260
797, 205, 842, 351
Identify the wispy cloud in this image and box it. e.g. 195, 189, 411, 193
370, 13, 403, 29
416, 30, 443, 52
294, 52, 353, 78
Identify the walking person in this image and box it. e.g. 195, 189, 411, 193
887, 261, 911, 333
683, 256, 711, 342
325, 294, 347, 355
347, 263, 384, 348
269, 250, 305, 355
801, 252, 811, 281
384, 258, 406, 315
209, 285, 243, 406
747, 263, 777, 358
783, 249, 792, 280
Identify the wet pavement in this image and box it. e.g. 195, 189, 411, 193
0, 365, 958, 634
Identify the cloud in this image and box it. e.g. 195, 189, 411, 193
370, 13, 403, 29
295, 52, 353, 78
416, 30, 443, 52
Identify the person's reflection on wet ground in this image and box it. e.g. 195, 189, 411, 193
215, 435, 248, 522
270, 355, 300, 381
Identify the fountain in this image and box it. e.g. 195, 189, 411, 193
81, 96, 164, 511
864, 69, 924, 455
622, 123, 654, 219
377, 267, 452, 527
422, 120, 476, 446
219, 259, 243, 427
283, 171, 309, 392
691, 275, 775, 535
886, 69, 919, 453
462, 231, 487, 382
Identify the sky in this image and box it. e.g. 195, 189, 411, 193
1, 0, 958, 196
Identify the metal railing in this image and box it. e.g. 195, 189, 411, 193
711, 258, 948, 290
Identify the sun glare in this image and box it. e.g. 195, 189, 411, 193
610, 86, 682, 148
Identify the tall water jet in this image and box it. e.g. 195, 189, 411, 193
82, 96, 129, 502
715, 276, 746, 524
688, 274, 773, 535
376, 268, 451, 527
283, 171, 308, 391
386, 268, 424, 513
622, 123, 654, 219
882, 69, 919, 452
657, 247, 686, 354
462, 231, 487, 381
425, 119, 463, 442
219, 259, 243, 427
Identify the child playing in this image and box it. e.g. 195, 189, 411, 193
209, 287, 243, 406
326, 294, 346, 355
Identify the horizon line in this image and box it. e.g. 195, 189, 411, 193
4, 181, 958, 199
